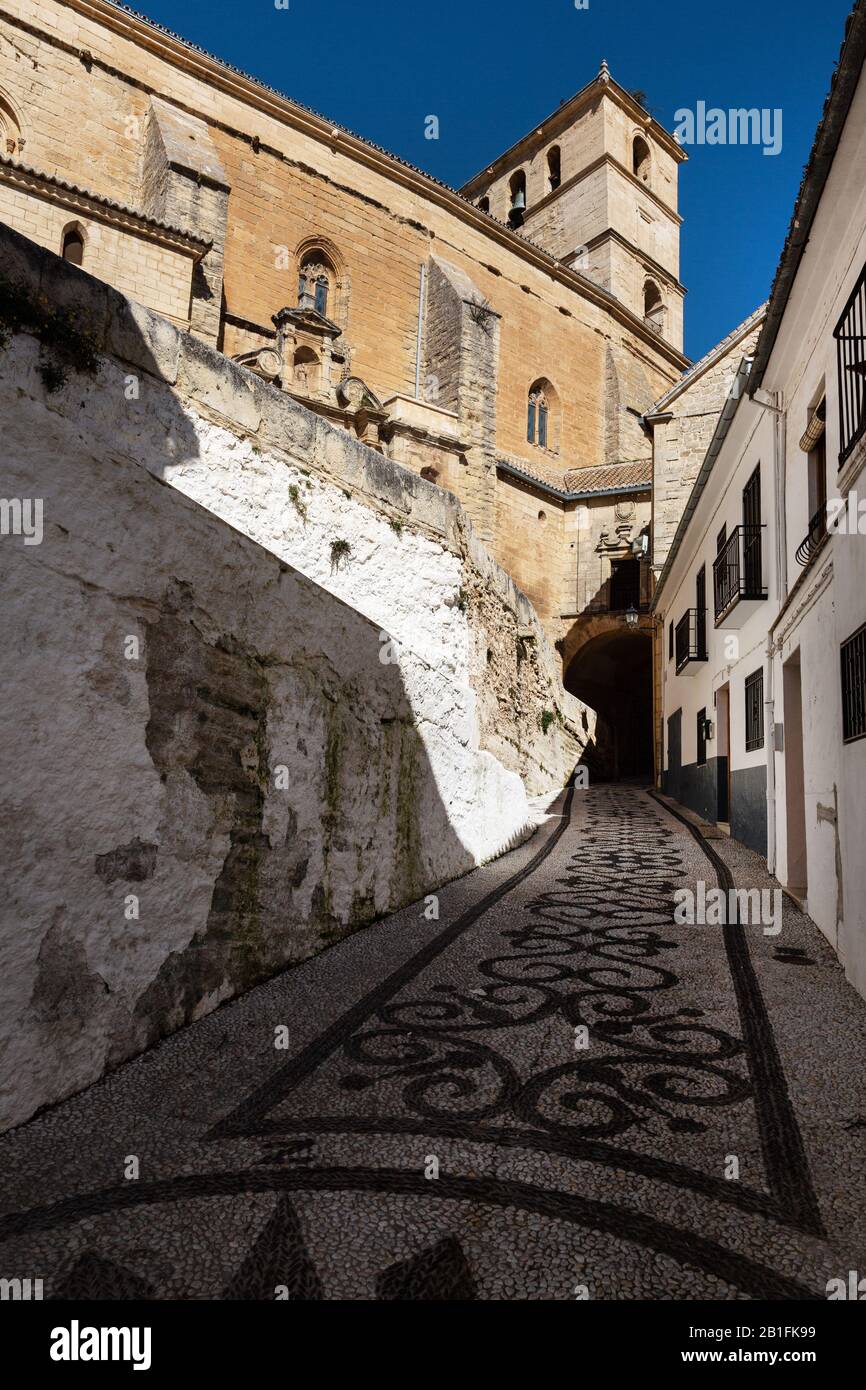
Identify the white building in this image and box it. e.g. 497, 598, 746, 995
652, 0, 866, 1001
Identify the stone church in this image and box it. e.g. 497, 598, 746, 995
0, 0, 759, 781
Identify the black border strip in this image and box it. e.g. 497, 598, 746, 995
0, 1166, 820, 1301
648, 792, 824, 1237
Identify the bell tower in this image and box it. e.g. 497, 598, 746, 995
460, 62, 687, 352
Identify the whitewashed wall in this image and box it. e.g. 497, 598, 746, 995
0, 226, 597, 1130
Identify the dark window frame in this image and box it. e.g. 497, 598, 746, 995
609, 557, 641, 613
744, 668, 764, 752
834, 259, 866, 468
695, 564, 707, 659
841, 622, 866, 744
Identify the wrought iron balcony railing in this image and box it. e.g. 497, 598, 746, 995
675, 608, 708, 675
712, 525, 767, 623
795, 501, 828, 568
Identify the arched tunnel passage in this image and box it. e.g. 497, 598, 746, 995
565, 627, 653, 781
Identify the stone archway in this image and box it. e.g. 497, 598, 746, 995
563, 618, 653, 781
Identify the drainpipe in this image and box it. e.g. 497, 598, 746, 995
414, 263, 426, 399
765, 630, 777, 876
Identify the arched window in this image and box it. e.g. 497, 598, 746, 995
547, 146, 561, 193
295, 238, 348, 328
293, 345, 321, 393
632, 135, 651, 185
643, 280, 665, 335
60, 223, 85, 267
527, 378, 558, 450
0, 89, 23, 156
478, 196, 490, 214
298, 250, 335, 319
508, 171, 526, 228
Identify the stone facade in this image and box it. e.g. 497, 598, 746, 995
0, 0, 691, 665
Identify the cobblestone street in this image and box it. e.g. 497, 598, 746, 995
1, 783, 864, 1300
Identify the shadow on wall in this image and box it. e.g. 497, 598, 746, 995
0, 231, 510, 1130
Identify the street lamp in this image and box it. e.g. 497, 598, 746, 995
625, 605, 639, 627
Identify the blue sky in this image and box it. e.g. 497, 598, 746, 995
134, 0, 853, 361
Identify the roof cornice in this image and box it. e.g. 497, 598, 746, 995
525, 153, 684, 228
0, 154, 210, 255
53, 0, 689, 371
497, 458, 651, 503
650, 304, 766, 414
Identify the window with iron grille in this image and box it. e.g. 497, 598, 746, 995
834, 260, 866, 468
841, 623, 866, 743
744, 668, 764, 752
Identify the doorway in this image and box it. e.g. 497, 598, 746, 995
782, 652, 807, 898
715, 684, 731, 823
667, 708, 682, 803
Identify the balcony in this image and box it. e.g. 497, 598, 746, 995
675, 609, 708, 676
795, 501, 828, 568
712, 525, 767, 627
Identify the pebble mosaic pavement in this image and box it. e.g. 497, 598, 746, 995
1, 783, 865, 1300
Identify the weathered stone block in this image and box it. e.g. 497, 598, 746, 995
106, 292, 181, 384
179, 333, 262, 433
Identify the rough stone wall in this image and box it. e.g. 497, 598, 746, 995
0, 224, 597, 1131
139, 97, 229, 345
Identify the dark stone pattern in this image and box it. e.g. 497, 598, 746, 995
1, 784, 860, 1300
222, 1198, 323, 1301
316, 795, 750, 1145
376, 1236, 477, 1300
51, 1251, 155, 1301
